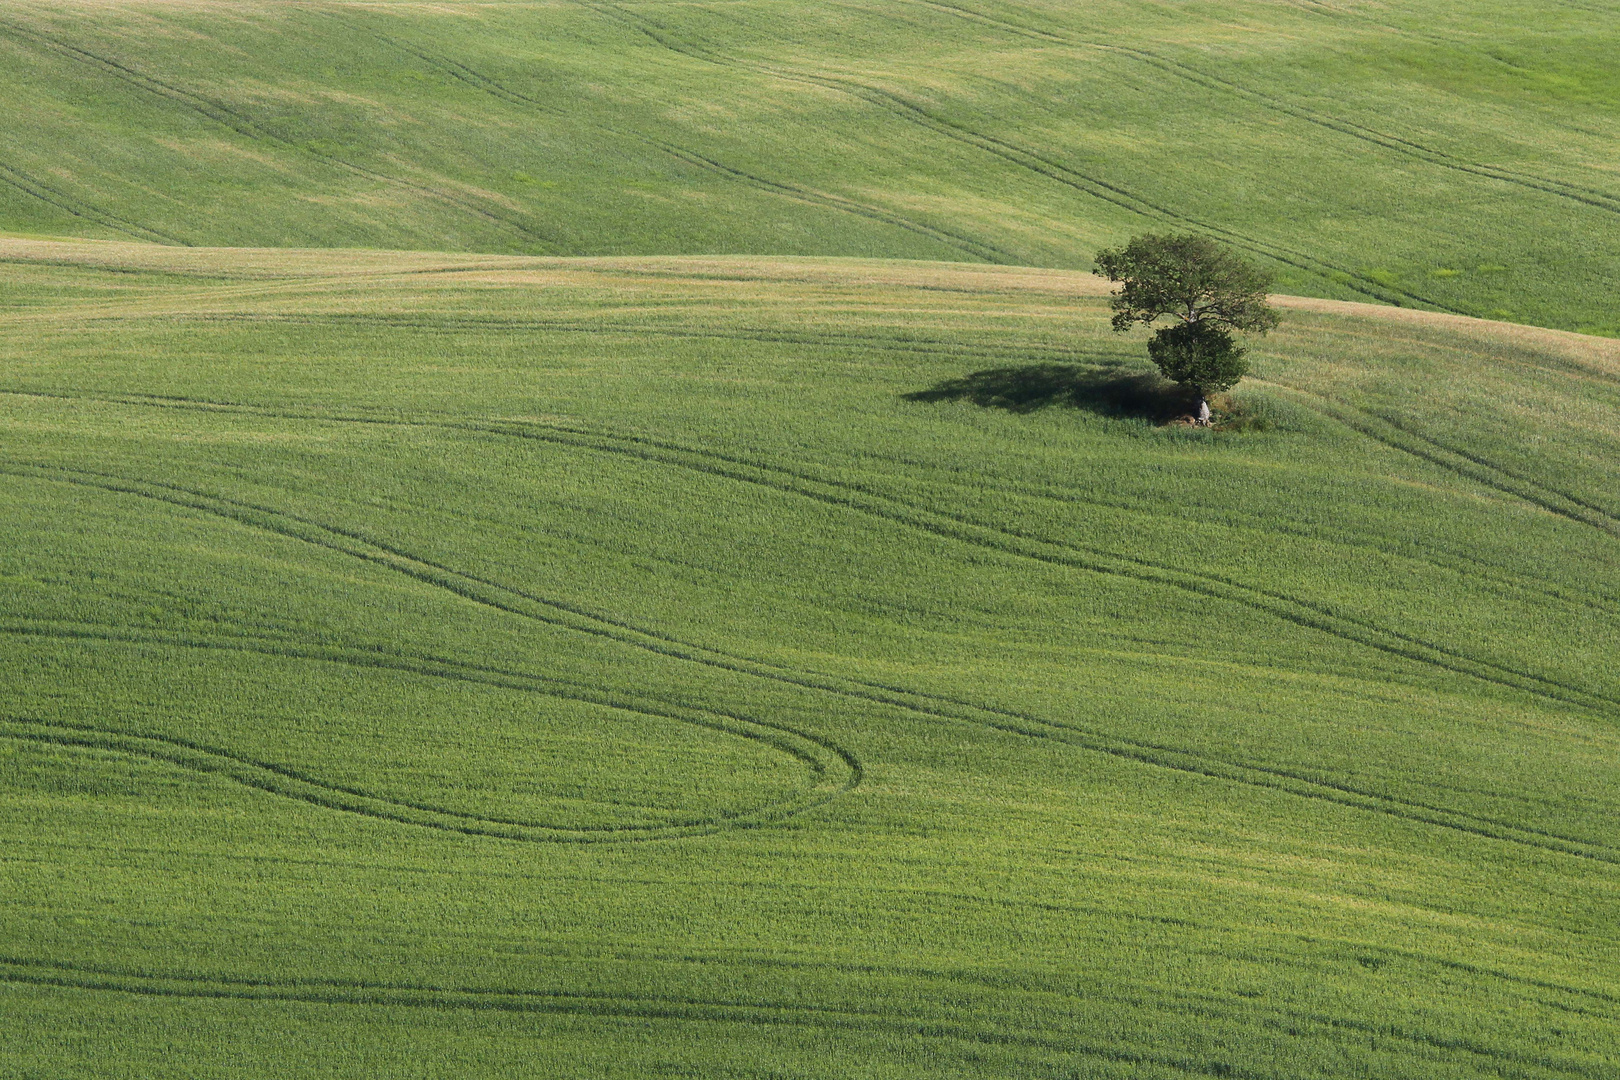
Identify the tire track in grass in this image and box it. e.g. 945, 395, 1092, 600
9, 412, 1619, 858
637, 137, 1014, 263
15, 310, 1089, 365
1373, 413, 1620, 532
585, 2, 1460, 312
321, 10, 1014, 264
907, 0, 1620, 217
5, 472, 1617, 1056
0, 161, 188, 246
317, 13, 554, 115
21, 309, 1620, 548
871, 435, 1620, 621
0, 719, 703, 841
0, 968, 1235, 1080
619, 936, 1620, 1039
2, 955, 1602, 1078
14, 900, 1620, 1028
0, 18, 561, 252
11, 387, 1617, 722
2, 454, 1614, 865
5, 950, 1614, 1076
0, 621, 860, 843
56, 364, 1620, 633
1258, 381, 1620, 541
451, 419, 1620, 857
473, 418, 1620, 715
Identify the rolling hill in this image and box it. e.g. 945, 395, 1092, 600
1, 237, 1617, 1077
0, 0, 1617, 333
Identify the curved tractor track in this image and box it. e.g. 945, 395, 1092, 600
0, 951, 1610, 1077
584, 1, 1465, 313
0, 616, 861, 844
1, 412, 1614, 865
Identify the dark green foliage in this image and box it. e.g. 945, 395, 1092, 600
1095, 234, 1281, 335
1145, 321, 1251, 396
1097, 233, 1279, 401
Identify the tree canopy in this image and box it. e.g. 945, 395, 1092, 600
1095, 234, 1281, 411
1095, 233, 1280, 335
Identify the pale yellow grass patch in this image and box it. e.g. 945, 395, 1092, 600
150, 137, 308, 176
3, 237, 1615, 368
1274, 295, 1620, 379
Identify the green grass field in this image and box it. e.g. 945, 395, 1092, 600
1, 237, 1617, 1077
4, 0, 1619, 1073
0, 0, 1617, 333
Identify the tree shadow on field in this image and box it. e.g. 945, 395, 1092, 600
903, 362, 1198, 422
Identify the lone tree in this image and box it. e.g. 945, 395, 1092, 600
1094, 233, 1280, 423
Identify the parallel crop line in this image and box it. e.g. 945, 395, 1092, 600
324, 10, 1013, 264
0, 161, 188, 245
639, 137, 1014, 262
0, 970, 1224, 1078
1260, 382, 1620, 541
0, 617, 858, 842
3, 955, 1596, 1078
909, 0, 1620, 217
476, 419, 1620, 716
12, 309, 1096, 366
0, 18, 560, 252
3, 452, 1612, 865
1375, 414, 1620, 530
587, 2, 1461, 312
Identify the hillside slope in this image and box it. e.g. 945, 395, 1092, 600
1, 239, 1617, 1077
0, 0, 1617, 332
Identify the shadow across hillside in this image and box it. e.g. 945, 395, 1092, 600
903, 363, 1197, 422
